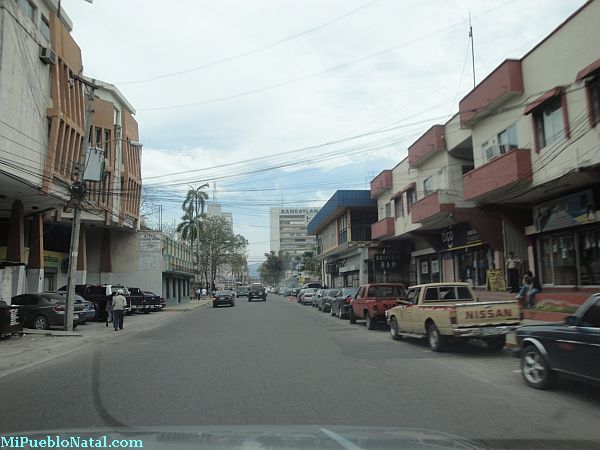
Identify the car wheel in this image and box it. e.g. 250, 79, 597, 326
390, 317, 402, 341
34, 315, 49, 330
427, 322, 446, 352
485, 335, 506, 351
521, 345, 555, 389
337, 307, 344, 319
349, 309, 356, 324
212, 302, 217, 308
330, 306, 336, 316
365, 312, 375, 330
231, 302, 235, 307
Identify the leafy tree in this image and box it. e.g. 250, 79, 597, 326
300, 251, 320, 277
259, 251, 288, 285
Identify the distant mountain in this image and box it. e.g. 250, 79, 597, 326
248, 262, 262, 278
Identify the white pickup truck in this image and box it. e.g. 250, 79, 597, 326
385, 282, 521, 352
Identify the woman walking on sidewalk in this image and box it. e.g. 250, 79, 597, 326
112, 290, 127, 331
105, 292, 115, 327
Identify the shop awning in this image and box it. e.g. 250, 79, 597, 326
576, 57, 600, 81
523, 87, 564, 115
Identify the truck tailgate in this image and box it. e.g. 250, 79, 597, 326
454, 301, 520, 327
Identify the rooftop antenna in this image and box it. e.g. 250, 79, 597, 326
469, 12, 476, 88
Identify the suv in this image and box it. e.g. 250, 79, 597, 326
236, 286, 249, 298
58, 284, 132, 320
248, 284, 267, 302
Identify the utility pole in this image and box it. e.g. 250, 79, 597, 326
64, 77, 96, 331
469, 12, 476, 88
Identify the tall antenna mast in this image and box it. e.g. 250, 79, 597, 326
469, 12, 476, 88
212, 181, 217, 204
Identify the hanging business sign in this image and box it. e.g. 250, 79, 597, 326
441, 223, 482, 251
533, 189, 597, 232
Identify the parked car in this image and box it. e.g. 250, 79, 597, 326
142, 291, 164, 311
11, 293, 84, 330
291, 288, 300, 297
313, 289, 326, 309
517, 293, 600, 390
282, 288, 293, 297
213, 290, 236, 308
330, 288, 358, 318
296, 289, 306, 304
350, 283, 406, 330
386, 283, 520, 352
301, 288, 318, 305
127, 287, 151, 313
45, 291, 95, 323
58, 284, 132, 320
236, 286, 249, 298
248, 284, 267, 302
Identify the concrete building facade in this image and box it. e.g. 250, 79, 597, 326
269, 207, 319, 258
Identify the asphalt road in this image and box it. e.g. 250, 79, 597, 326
1, 294, 600, 442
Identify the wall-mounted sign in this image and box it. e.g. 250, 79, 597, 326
441, 223, 482, 250
534, 189, 597, 232
373, 253, 403, 270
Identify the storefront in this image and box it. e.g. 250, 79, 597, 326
532, 190, 600, 287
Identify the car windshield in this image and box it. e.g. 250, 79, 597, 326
2, 1, 599, 444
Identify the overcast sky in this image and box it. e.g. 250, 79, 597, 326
62, 0, 585, 264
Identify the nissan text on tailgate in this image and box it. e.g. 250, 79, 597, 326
385, 282, 521, 352
349, 283, 406, 330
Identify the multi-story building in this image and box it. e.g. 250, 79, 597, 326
0, 0, 144, 300
269, 207, 319, 258
307, 191, 381, 287
371, 0, 600, 295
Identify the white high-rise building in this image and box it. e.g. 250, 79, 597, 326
269, 207, 320, 258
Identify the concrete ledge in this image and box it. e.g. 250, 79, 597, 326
23, 330, 83, 337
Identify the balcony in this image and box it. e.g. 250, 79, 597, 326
463, 148, 532, 201
370, 170, 393, 197
371, 217, 395, 240
459, 59, 523, 127
408, 125, 446, 167
410, 191, 455, 223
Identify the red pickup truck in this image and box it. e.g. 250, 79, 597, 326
350, 283, 406, 330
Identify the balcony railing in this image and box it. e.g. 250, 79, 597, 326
410, 191, 455, 223
408, 125, 446, 167
370, 170, 393, 197
463, 148, 532, 201
371, 217, 395, 240
350, 225, 372, 242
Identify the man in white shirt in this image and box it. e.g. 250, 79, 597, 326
112, 290, 127, 331
506, 251, 522, 293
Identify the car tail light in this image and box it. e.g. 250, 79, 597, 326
343, 296, 352, 304
53, 304, 65, 312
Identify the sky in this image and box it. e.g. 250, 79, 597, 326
61, 0, 586, 264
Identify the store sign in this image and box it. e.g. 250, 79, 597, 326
534, 189, 597, 232
441, 223, 482, 250
373, 253, 402, 270
43, 251, 68, 269
280, 208, 320, 214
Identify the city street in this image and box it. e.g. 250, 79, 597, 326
1, 294, 599, 443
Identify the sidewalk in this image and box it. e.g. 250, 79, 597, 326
0, 299, 210, 379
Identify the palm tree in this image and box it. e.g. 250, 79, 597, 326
183, 184, 209, 219
180, 184, 209, 274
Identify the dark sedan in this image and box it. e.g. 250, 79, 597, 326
44, 291, 95, 323
11, 293, 84, 330
330, 288, 358, 319
318, 288, 338, 312
213, 290, 235, 308
517, 293, 600, 389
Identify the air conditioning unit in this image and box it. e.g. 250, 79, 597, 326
39, 47, 57, 65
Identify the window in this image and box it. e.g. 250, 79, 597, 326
423, 176, 433, 195
95, 127, 102, 147
406, 188, 416, 212
497, 124, 518, 153
394, 197, 403, 218
104, 129, 111, 161
580, 229, 600, 285
385, 202, 392, 218
18, 0, 35, 21
534, 97, 564, 149
581, 301, 600, 328
587, 76, 600, 127
424, 288, 439, 301
40, 14, 50, 41
337, 214, 348, 245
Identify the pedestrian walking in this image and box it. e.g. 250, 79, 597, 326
506, 251, 522, 293
112, 289, 127, 331
105, 292, 115, 327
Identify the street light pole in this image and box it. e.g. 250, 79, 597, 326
64, 78, 96, 331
